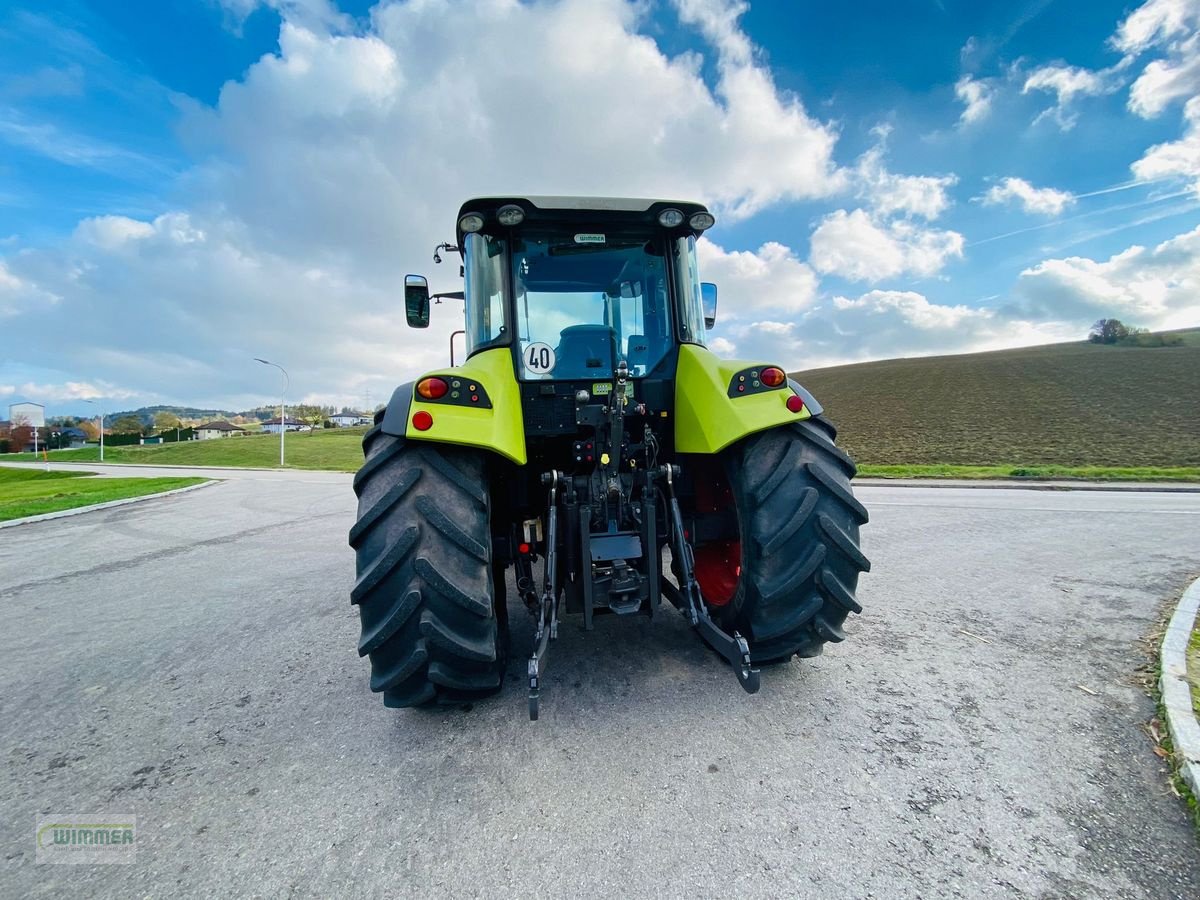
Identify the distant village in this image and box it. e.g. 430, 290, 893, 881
1, 401, 375, 454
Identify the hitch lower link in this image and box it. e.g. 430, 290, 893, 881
659, 464, 760, 696
528, 471, 561, 721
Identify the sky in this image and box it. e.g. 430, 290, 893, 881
1, 0, 1198, 416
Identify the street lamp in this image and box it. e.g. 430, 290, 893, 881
254, 358, 289, 466
82, 399, 105, 462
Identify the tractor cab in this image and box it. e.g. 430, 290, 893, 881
407, 197, 717, 383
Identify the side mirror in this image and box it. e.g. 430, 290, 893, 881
405, 274, 430, 328
701, 282, 718, 329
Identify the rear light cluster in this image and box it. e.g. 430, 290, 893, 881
411, 375, 494, 432
727, 365, 788, 397
417, 377, 448, 399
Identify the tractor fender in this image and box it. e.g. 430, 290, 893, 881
674, 345, 815, 454
380, 347, 528, 465
379, 381, 414, 436
786, 378, 823, 416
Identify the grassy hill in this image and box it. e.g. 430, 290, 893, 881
794, 328, 1200, 467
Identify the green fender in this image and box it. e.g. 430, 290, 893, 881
673, 344, 812, 454
404, 347, 528, 465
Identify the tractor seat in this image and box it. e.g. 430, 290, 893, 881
554, 325, 617, 379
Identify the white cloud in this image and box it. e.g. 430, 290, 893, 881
955, 75, 992, 125
1128, 33, 1200, 117
697, 237, 818, 315
1133, 96, 1200, 193
715, 289, 1077, 370
1112, 0, 1200, 55
0, 380, 136, 403
980, 177, 1076, 216
808, 209, 964, 283
1022, 63, 1122, 129
854, 145, 957, 221
4, 0, 850, 409
217, 0, 351, 33
0, 261, 60, 318
1111, 0, 1200, 118
75, 215, 156, 250
1015, 222, 1200, 328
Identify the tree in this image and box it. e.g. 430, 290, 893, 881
9, 414, 34, 452
154, 411, 182, 432
77, 420, 99, 441
110, 414, 146, 434
1088, 318, 1132, 344
293, 404, 325, 435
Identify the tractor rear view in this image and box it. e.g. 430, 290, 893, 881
350, 196, 869, 719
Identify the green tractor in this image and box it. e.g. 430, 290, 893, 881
350, 196, 869, 719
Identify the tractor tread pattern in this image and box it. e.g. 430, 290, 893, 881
348, 467, 421, 548
349, 431, 502, 708
350, 525, 419, 604
415, 495, 488, 561
758, 487, 818, 556
760, 544, 826, 604
806, 461, 869, 524
419, 609, 497, 661
369, 639, 428, 692
358, 589, 422, 657
818, 568, 864, 615
715, 414, 868, 664
353, 437, 405, 497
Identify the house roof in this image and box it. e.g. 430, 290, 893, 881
332, 411, 367, 418
196, 421, 244, 431
261, 417, 304, 426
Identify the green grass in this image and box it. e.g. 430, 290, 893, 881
1189, 619, 1200, 720
0, 467, 206, 522
2, 428, 367, 472
796, 327, 1200, 468
857, 464, 1200, 482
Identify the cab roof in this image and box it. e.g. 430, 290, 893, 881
454, 196, 713, 244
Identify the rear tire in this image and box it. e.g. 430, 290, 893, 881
716, 417, 870, 664
349, 427, 503, 707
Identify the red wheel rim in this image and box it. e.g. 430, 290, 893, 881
694, 539, 741, 606
690, 464, 740, 607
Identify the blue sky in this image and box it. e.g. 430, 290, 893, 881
1, 0, 1198, 415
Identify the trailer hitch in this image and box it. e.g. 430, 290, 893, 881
528, 470, 562, 721
659, 464, 760, 695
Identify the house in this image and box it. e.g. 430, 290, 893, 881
261, 417, 308, 434
59, 427, 88, 449
195, 421, 246, 440
330, 411, 371, 427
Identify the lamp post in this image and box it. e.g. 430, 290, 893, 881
254, 358, 289, 467
82, 400, 105, 462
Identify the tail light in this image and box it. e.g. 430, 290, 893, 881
416, 377, 448, 399
786, 394, 805, 413
760, 367, 786, 388
412, 411, 434, 431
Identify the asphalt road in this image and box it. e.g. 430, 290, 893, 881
2, 470, 1199, 898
